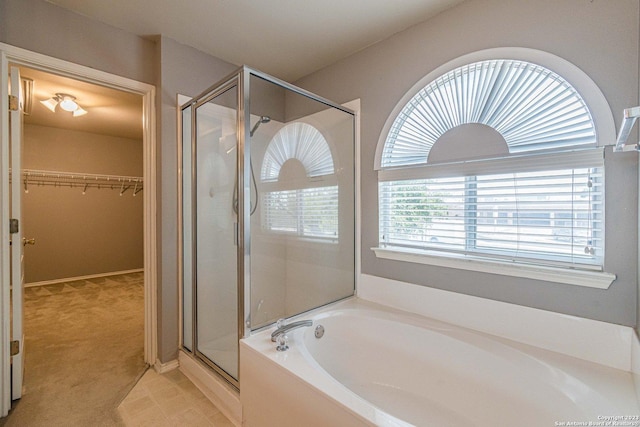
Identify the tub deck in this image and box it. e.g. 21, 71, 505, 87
241, 298, 640, 427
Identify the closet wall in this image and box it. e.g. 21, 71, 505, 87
22, 124, 143, 284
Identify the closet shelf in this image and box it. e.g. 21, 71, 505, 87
14, 169, 143, 195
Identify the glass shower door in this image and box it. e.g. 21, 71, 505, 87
180, 66, 355, 389
193, 82, 239, 382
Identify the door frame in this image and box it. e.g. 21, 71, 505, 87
0, 43, 157, 416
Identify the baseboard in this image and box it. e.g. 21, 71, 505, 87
24, 268, 144, 288
178, 351, 242, 427
153, 358, 179, 374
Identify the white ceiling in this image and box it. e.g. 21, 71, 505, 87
45, 0, 465, 81
25, 0, 465, 140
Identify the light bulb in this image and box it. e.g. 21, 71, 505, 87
59, 96, 77, 112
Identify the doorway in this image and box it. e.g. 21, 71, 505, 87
5, 65, 146, 422
19, 66, 144, 285
0, 43, 157, 417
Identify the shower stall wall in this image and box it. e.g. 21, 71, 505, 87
180, 67, 356, 388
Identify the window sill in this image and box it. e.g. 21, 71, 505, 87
371, 247, 616, 289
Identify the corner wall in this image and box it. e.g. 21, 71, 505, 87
0, 0, 239, 364
156, 36, 237, 363
0, 0, 155, 85
295, 0, 640, 327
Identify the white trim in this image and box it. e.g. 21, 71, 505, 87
372, 246, 616, 289
0, 43, 153, 94
153, 358, 179, 374
141, 80, 158, 369
0, 50, 11, 417
358, 273, 633, 371
375, 47, 616, 170
179, 351, 242, 427
344, 99, 362, 292
0, 43, 158, 382
377, 147, 605, 181
24, 269, 144, 288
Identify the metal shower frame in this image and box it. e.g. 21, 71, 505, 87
178, 65, 355, 389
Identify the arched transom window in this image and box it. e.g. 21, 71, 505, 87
261, 122, 334, 181
381, 59, 596, 168
261, 122, 338, 239
376, 56, 609, 279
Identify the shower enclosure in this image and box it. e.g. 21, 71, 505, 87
180, 66, 356, 387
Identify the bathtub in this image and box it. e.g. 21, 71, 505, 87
240, 298, 640, 426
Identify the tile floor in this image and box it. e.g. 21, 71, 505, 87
118, 369, 235, 427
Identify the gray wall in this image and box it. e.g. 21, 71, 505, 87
0, 0, 155, 85
3, 0, 640, 366
0, 0, 237, 363
156, 36, 236, 363
295, 0, 640, 327
22, 124, 143, 283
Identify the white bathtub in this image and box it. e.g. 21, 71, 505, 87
240, 298, 640, 426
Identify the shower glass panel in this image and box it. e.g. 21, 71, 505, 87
195, 83, 239, 381
180, 66, 355, 389
248, 74, 355, 330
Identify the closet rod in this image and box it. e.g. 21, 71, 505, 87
21, 169, 143, 184
13, 169, 143, 195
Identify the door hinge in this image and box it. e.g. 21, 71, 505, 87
9, 219, 19, 234
10, 340, 19, 356
8, 95, 19, 111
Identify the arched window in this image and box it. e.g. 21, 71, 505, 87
381, 60, 596, 167
375, 51, 615, 283
261, 122, 334, 181
261, 122, 338, 239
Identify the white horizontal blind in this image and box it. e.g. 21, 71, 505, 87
259, 121, 338, 240
378, 57, 604, 270
261, 122, 334, 182
379, 165, 603, 268
262, 186, 339, 239
381, 60, 596, 169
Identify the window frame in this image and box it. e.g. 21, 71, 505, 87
373, 48, 616, 289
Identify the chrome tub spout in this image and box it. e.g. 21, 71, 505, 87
271, 319, 313, 342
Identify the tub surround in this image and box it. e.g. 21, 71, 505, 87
632, 338, 640, 406
241, 296, 640, 426
183, 273, 640, 426
358, 274, 636, 372
241, 344, 372, 427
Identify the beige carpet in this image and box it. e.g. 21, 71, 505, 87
0, 273, 147, 427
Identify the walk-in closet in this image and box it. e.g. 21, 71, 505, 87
3, 65, 147, 424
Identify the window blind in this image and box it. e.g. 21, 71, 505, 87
379, 165, 603, 269
262, 186, 339, 239
377, 57, 605, 271
261, 122, 334, 182
381, 60, 596, 169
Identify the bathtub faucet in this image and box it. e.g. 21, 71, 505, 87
271, 319, 313, 343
